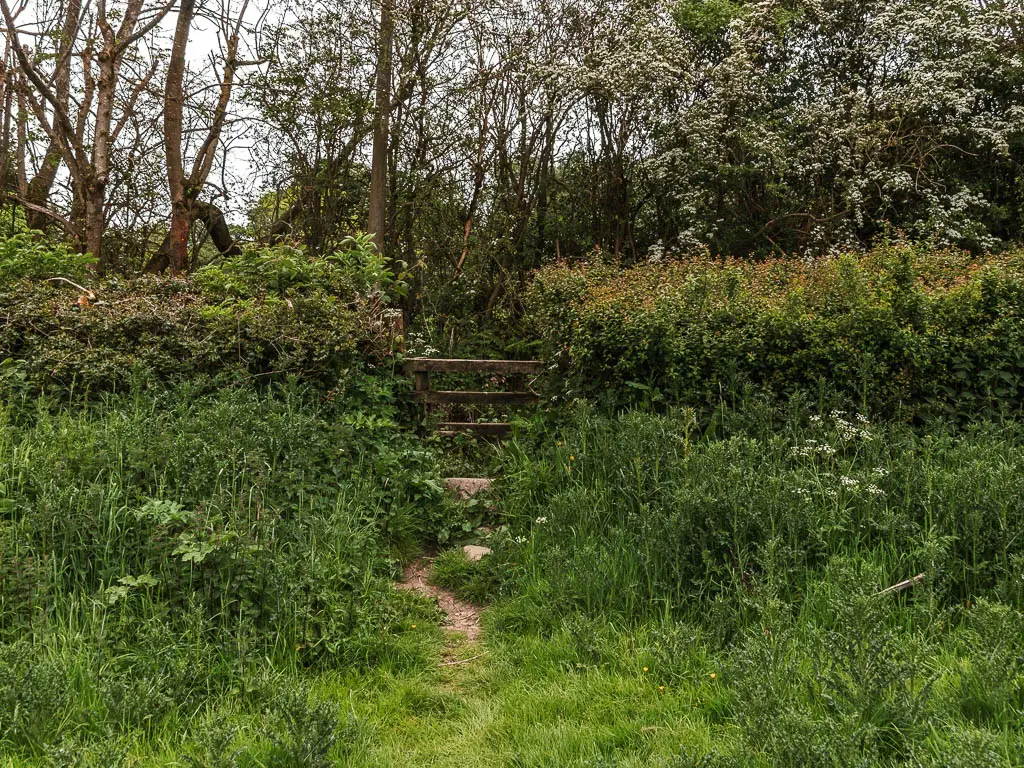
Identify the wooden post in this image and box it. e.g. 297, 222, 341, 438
414, 366, 431, 422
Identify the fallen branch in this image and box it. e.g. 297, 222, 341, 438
877, 573, 925, 596
3, 193, 76, 238
46, 277, 96, 301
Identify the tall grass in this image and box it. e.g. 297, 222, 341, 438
0, 383, 452, 759
490, 406, 1024, 627
428, 404, 1024, 765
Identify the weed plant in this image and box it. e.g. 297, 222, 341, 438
425, 403, 1024, 765
0, 380, 466, 760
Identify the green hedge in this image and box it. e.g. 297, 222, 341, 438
526, 244, 1024, 420
0, 237, 402, 395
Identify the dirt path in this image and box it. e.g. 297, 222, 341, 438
395, 557, 483, 642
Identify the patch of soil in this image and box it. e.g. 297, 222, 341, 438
395, 557, 483, 642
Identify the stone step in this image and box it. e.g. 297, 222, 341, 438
444, 477, 493, 500
462, 544, 492, 562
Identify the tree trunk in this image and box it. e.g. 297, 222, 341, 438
368, 0, 393, 256
86, 36, 117, 270
24, 0, 81, 230
84, 177, 106, 267
25, 146, 63, 230
193, 200, 241, 257
0, 72, 11, 194
144, 199, 240, 273
164, 0, 195, 274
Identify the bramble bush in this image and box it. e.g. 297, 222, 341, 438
0, 235, 404, 396
527, 243, 1024, 420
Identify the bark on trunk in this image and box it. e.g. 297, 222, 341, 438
144, 199, 240, 273
84, 178, 106, 269
164, 0, 195, 274
368, 0, 393, 256
24, 0, 81, 230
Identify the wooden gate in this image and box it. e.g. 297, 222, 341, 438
403, 357, 543, 437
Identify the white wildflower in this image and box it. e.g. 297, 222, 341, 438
866, 484, 885, 496
535, 516, 548, 524
840, 476, 858, 487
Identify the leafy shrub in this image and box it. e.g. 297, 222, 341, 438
0, 232, 95, 280
0, 280, 373, 397
0, 237, 407, 397
194, 233, 409, 303
527, 243, 1024, 420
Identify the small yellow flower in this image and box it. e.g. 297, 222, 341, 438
642, 666, 648, 672
569, 455, 575, 461
709, 673, 716, 680
658, 685, 665, 692
411, 624, 417, 629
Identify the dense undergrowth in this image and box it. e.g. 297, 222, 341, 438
0, 381, 469, 763
432, 405, 1024, 765
1, 235, 1022, 765
528, 243, 1024, 420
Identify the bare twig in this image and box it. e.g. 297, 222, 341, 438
439, 650, 489, 666
45, 276, 96, 300
877, 573, 925, 596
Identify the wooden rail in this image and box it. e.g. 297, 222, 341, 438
404, 357, 542, 438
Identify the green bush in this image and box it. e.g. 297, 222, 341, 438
0, 232, 95, 280
526, 244, 1024, 420
194, 233, 409, 304
0, 238, 405, 396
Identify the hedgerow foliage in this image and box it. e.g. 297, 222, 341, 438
528, 243, 1024, 419
0, 235, 401, 396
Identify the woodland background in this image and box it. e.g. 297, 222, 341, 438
2, 0, 1022, 325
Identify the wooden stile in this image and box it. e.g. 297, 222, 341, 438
414, 390, 538, 406
403, 358, 544, 375
404, 357, 542, 438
